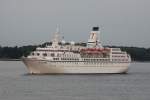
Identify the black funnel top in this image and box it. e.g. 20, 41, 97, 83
92, 27, 99, 31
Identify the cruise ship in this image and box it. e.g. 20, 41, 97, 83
22, 27, 131, 74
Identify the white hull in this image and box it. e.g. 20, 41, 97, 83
22, 59, 129, 74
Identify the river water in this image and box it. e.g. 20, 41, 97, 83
0, 61, 150, 100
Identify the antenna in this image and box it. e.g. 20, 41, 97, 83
56, 25, 60, 33
51, 26, 61, 47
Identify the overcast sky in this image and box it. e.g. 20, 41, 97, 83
0, 0, 150, 47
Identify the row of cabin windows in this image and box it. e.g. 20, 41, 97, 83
53, 58, 109, 62
51, 62, 125, 65
112, 59, 128, 62
52, 61, 78, 63
32, 52, 77, 58
84, 59, 109, 61
112, 52, 126, 54
53, 58, 79, 61
53, 58, 59, 60
51, 62, 101, 64
32, 53, 47, 56
48, 53, 77, 58
61, 58, 79, 61
112, 56, 125, 57
32, 53, 54, 57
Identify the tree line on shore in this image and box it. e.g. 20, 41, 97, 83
0, 42, 150, 61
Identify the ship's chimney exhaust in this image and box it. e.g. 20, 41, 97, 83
92, 27, 99, 31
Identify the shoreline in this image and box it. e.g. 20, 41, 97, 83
0, 59, 21, 61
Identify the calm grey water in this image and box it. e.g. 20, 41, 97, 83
0, 61, 150, 100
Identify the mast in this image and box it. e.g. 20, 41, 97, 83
52, 27, 60, 48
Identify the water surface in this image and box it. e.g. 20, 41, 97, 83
0, 61, 150, 100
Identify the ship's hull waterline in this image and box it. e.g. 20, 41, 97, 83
22, 59, 129, 74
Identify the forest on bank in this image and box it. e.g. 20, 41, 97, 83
0, 42, 150, 61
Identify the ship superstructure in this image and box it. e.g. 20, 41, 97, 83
22, 27, 131, 74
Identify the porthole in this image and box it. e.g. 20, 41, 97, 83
32, 53, 34, 56
37, 53, 40, 56
43, 53, 47, 56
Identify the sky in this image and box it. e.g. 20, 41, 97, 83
0, 0, 150, 47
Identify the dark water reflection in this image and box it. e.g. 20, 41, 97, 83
0, 61, 150, 100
